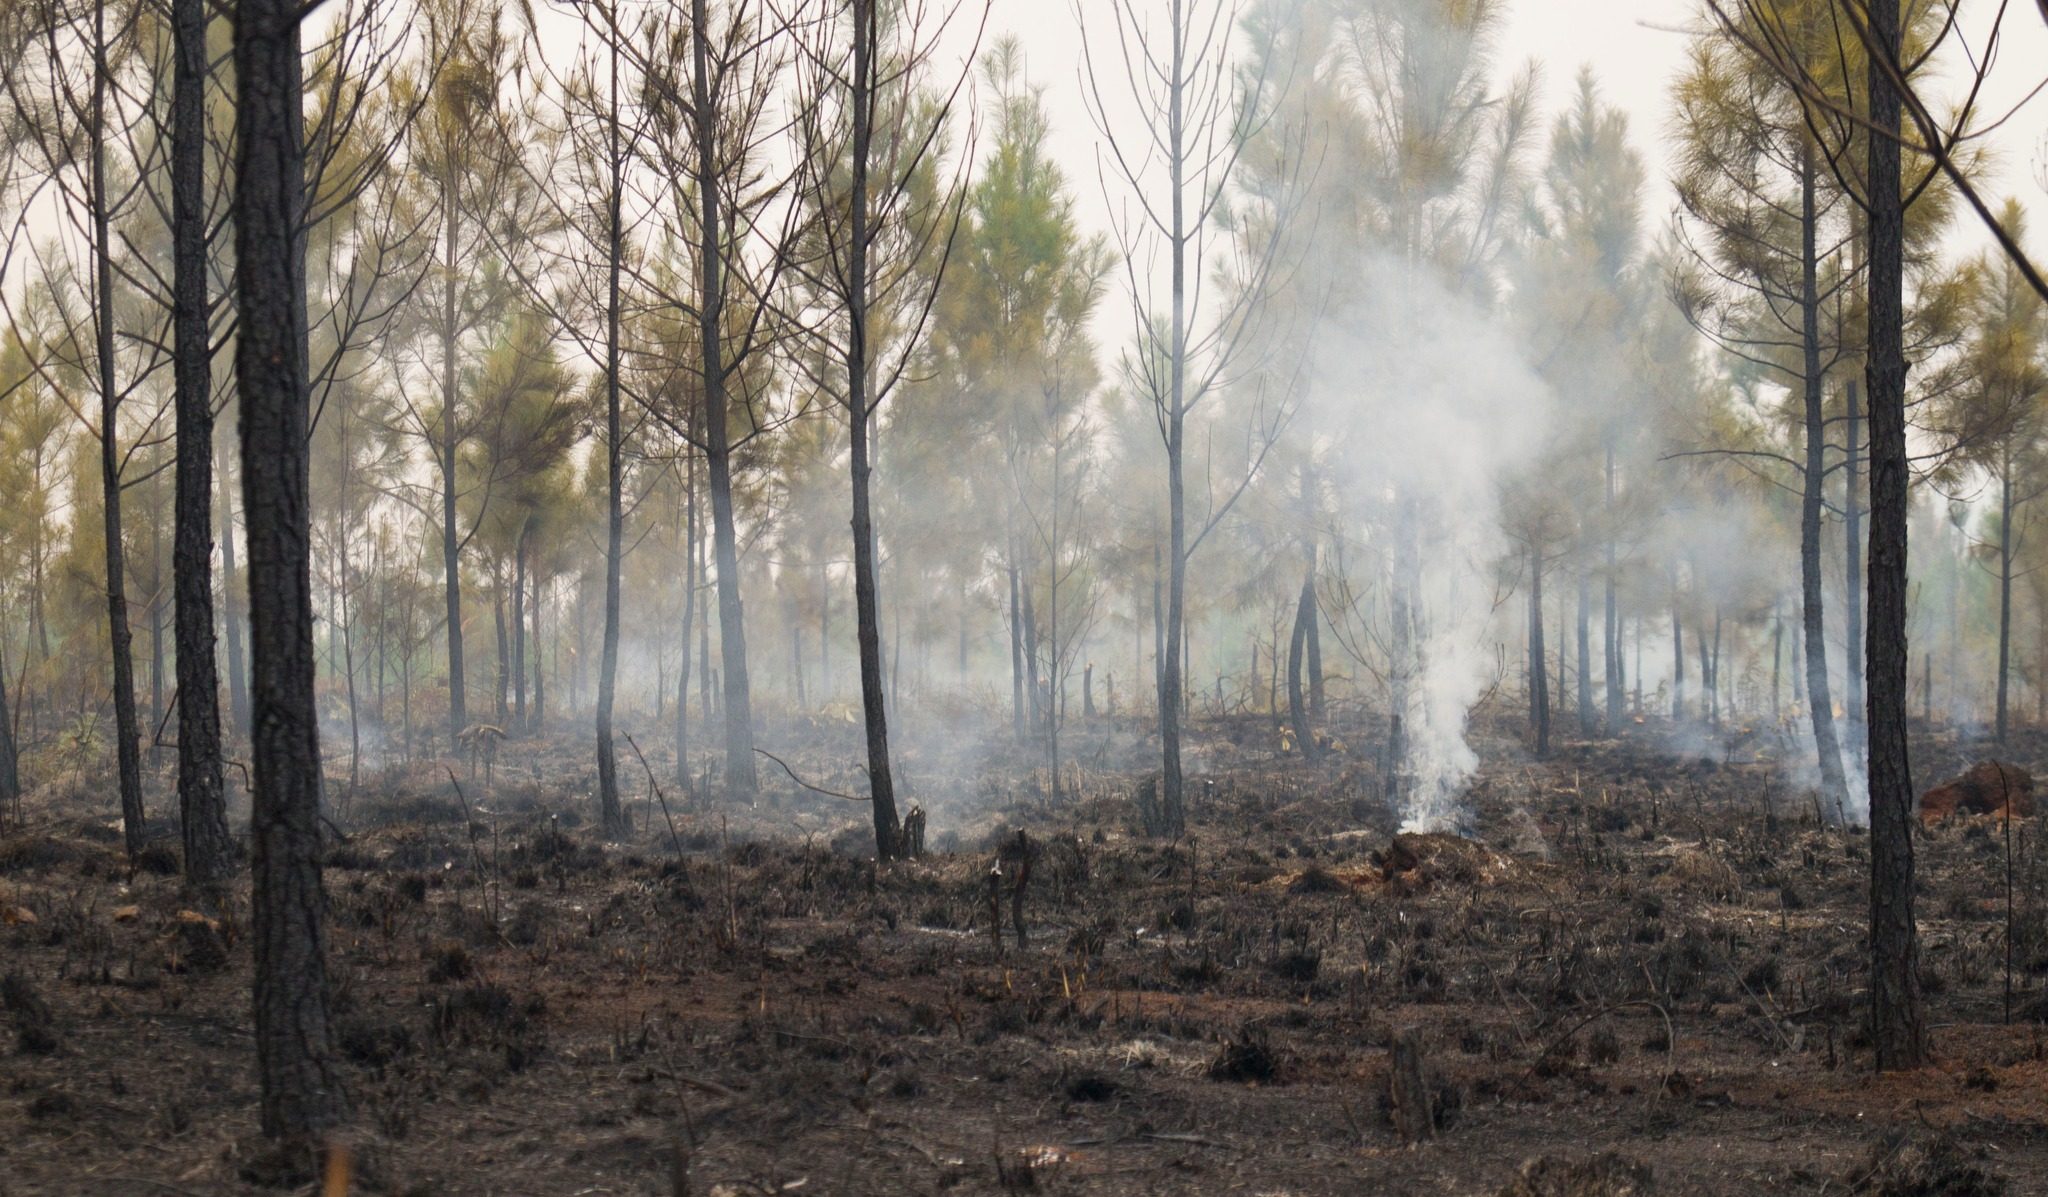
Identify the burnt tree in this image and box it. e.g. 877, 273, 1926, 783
235, 0, 347, 1139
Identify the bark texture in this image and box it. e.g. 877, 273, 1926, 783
172, 0, 231, 890
1862, 0, 1925, 1071
234, 0, 347, 1136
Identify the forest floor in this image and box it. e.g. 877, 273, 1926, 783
3, 706, 2048, 1195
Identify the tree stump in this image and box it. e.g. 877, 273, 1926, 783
1388, 1028, 1435, 1144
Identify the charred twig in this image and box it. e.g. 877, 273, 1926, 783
623, 732, 684, 861
754, 747, 870, 803
445, 767, 498, 927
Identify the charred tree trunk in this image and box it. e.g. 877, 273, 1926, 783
530, 567, 545, 732
595, 29, 625, 837
1864, 0, 1924, 1071
172, 0, 231, 889
848, 0, 902, 858
513, 521, 528, 734
493, 572, 509, 721
1153, 0, 1195, 840
1772, 603, 1783, 721
234, 0, 346, 1137
1529, 545, 1549, 759
1670, 565, 1684, 722
440, 161, 467, 749
1288, 566, 1315, 759
1007, 533, 1024, 739
1388, 498, 1419, 801
692, 0, 758, 799
1604, 437, 1622, 732
1022, 567, 1042, 734
1798, 139, 1850, 813
91, 0, 146, 862
0, 645, 18, 820
1846, 380, 1865, 752
220, 443, 250, 739
676, 454, 697, 787
1997, 459, 2013, 743
1576, 569, 1593, 735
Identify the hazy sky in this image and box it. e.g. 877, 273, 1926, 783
947, 0, 2048, 264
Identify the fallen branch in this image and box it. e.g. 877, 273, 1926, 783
754, 747, 871, 803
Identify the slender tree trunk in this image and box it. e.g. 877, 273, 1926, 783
493, 571, 509, 721
1387, 498, 1418, 803
1576, 568, 1593, 734
1799, 139, 1850, 812
1998, 463, 2013, 743
1604, 437, 1622, 731
1846, 380, 1865, 752
151, 503, 165, 773
86, 2, 147, 862
1156, 0, 1190, 838
676, 454, 697, 786
172, 0, 230, 888
513, 522, 528, 733
220, 442, 250, 739
1671, 564, 1684, 721
531, 567, 545, 732
440, 165, 467, 749
1023, 568, 1042, 733
340, 554, 359, 794
1288, 566, 1315, 758
0, 644, 18, 820
1152, 540, 1164, 716
1863, 0, 1924, 1070
1772, 602, 1783, 721
1009, 530, 1024, 739
595, 29, 625, 837
691, 0, 758, 798
848, 0, 902, 858
234, 0, 346, 1137
1529, 545, 1549, 758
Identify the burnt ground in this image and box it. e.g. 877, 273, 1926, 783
3, 707, 2048, 1195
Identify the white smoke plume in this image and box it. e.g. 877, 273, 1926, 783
1314, 253, 1556, 833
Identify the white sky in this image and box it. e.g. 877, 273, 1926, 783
941, 0, 2048, 265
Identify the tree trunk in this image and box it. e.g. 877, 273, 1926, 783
493, 571, 509, 721
692, 0, 758, 799
1387, 498, 1418, 803
1288, 566, 1315, 758
1772, 602, 1783, 721
849, 0, 902, 859
0, 644, 19, 820
595, 31, 625, 837
513, 521, 528, 733
676, 454, 697, 786
1798, 138, 1850, 813
1576, 569, 1593, 735
1529, 545, 1549, 758
1604, 437, 1622, 732
220, 442, 251, 739
1009, 532, 1025, 739
1846, 380, 1865, 752
234, 0, 347, 1137
531, 567, 545, 732
1670, 565, 1684, 721
172, 0, 231, 890
440, 156, 467, 749
90, 0, 146, 863
1863, 0, 1925, 1071
1997, 462, 2012, 743
1022, 565, 1042, 734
